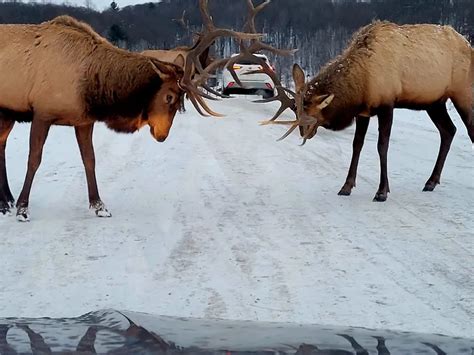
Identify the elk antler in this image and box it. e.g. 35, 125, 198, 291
260, 83, 319, 144
216, 0, 298, 124
180, 0, 263, 116
215, 0, 321, 142
192, 0, 298, 116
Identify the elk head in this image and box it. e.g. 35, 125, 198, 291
145, 57, 186, 142
292, 64, 334, 141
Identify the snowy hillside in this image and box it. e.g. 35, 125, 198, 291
0, 98, 472, 338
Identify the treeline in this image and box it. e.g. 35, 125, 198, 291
0, 0, 472, 82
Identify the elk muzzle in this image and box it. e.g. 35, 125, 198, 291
148, 113, 174, 142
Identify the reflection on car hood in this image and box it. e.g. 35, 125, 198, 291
0, 310, 472, 354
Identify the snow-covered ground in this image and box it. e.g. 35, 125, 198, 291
0, 98, 472, 338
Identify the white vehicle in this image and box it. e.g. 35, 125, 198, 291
221, 53, 276, 99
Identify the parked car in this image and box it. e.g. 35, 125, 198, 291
222, 53, 276, 98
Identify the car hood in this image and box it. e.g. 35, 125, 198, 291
1, 309, 472, 354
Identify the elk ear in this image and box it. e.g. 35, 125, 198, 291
292, 64, 306, 92
173, 54, 185, 68
316, 94, 335, 110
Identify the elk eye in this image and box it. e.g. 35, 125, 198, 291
166, 94, 175, 105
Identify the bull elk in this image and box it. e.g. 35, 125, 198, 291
263, 21, 473, 202
0, 13, 255, 221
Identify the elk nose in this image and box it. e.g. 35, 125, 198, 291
150, 127, 168, 142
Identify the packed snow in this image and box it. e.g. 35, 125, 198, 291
0, 97, 472, 338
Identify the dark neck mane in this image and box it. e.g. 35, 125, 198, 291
80, 48, 164, 121
43, 16, 168, 122
303, 23, 379, 130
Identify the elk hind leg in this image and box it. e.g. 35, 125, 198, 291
0, 119, 15, 215
424, 102, 456, 192
451, 91, 474, 143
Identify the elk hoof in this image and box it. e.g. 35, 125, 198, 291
16, 207, 30, 222
373, 192, 388, 202
338, 187, 352, 196
338, 181, 355, 196
423, 181, 438, 192
0, 202, 12, 216
90, 201, 112, 218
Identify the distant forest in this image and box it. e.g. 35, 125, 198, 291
0, 0, 473, 83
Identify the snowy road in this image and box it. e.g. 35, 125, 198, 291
0, 98, 472, 338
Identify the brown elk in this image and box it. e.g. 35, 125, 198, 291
0, 14, 255, 221
263, 21, 473, 202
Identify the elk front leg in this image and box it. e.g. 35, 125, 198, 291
16, 119, 51, 221
75, 124, 111, 217
0, 119, 15, 215
374, 106, 393, 202
339, 116, 370, 196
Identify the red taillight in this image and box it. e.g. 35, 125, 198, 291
227, 82, 235, 88
265, 83, 273, 90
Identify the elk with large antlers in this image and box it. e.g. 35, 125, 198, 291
263, 21, 473, 202
0, 14, 253, 221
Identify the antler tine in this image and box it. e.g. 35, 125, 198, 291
259, 91, 296, 122
246, 57, 296, 122
225, 51, 252, 87
232, 0, 298, 129
199, 0, 215, 31
244, 0, 271, 34
277, 122, 300, 141
252, 42, 298, 57
200, 83, 231, 98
